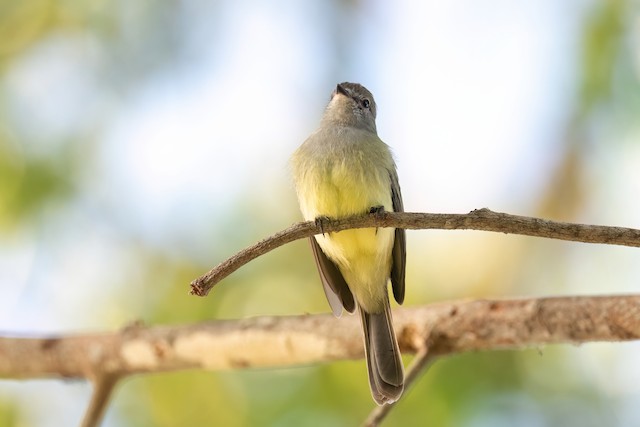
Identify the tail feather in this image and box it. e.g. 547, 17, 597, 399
360, 299, 404, 405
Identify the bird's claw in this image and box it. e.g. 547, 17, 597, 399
315, 216, 331, 236
369, 206, 385, 234
369, 205, 385, 217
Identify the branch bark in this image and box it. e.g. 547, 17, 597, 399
81, 374, 121, 427
1, 295, 639, 380
190, 209, 640, 296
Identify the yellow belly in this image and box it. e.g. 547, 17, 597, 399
299, 157, 395, 312
315, 227, 394, 312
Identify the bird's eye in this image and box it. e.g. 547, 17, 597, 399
362, 99, 370, 109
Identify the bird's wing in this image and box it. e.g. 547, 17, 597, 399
309, 236, 355, 316
389, 169, 406, 304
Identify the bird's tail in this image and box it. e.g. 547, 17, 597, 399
359, 297, 404, 405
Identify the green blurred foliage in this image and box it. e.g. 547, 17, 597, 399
0, 136, 74, 230
579, 0, 625, 117
0, 399, 18, 427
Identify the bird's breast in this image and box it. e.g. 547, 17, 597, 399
298, 152, 392, 221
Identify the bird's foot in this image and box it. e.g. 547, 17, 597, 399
314, 215, 331, 236
369, 205, 385, 235
369, 205, 385, 217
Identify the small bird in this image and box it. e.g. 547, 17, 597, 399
290, 82, 406, 404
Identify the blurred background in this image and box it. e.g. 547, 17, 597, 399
1, 0, 639, 426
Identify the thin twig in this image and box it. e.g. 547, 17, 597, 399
81, 374, 121, 427
190, 209, 640, 296
1, 295, 639, 379
363, 347, 436, 427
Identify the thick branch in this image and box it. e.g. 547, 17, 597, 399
1, 295, 639, 379
190, 209, 640, 296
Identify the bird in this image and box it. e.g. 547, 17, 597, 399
290, 82, 406, 404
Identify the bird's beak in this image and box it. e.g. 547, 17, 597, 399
335, 83, 348, 97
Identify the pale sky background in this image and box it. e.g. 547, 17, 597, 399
1, 0, 640, 425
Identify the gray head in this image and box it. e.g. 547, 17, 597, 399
321, 82, 378, 133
